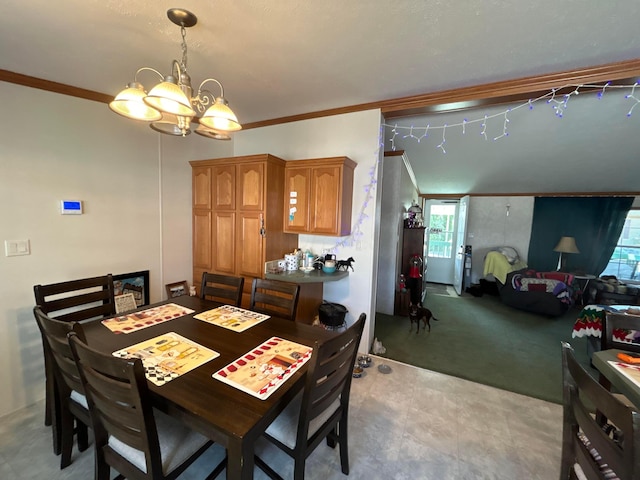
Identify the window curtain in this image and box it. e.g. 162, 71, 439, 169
527, 196, 633, 275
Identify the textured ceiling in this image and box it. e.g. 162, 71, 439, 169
2, 0, 640, 194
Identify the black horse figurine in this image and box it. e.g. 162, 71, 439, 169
337, 257, 355, 271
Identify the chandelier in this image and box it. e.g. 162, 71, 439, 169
109, 8, 241, 140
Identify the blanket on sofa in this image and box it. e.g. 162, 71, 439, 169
483, 250, 527, 284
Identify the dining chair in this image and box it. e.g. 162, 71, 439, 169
33, 306, 90, 468
250, 278, 300, 321
255, 313, 366, 480
560, 341, 640, 480
598, 311, 640, 391
68, 332, 226, 480
200, 272, 245, 306
33, 273, 116, 453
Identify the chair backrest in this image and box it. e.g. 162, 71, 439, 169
200, 272, 245, 306
297, 313, 366, 447
560, 341, 640, 480
33, 306, 86, 396
250, 278, 300, 321
601, 311, 640, 353
34, 274, 116, 322
68, 332, 163, 478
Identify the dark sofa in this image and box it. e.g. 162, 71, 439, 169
498, 269, 575, 317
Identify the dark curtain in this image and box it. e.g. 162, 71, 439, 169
527, 197, 633, 275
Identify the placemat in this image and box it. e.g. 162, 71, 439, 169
112, 332, 219, 386
213, 337, 312, 400
608, 360, 640, 389
194, 305, 270, 332
102, 303, 194, 334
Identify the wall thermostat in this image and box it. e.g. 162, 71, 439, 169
60, 200, 83, 215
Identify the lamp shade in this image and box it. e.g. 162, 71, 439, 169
199, 97, 242, 132
109, 83, 162, 121
554, 236, 580, 254
144, 79, 196, 117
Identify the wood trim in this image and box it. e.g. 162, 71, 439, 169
420, 192, 640, 199
0, 69, 112, 103
3, 57, 640, 126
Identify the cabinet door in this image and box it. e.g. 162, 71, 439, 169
310, 165, 341, 235
237, 163, 264, 211
193, 167, 211, 210
236, 212, 265, 278
284, 167, 310, 233
193, 210, 212, 270
212, 211, 236, 274
212, 165, 235, 210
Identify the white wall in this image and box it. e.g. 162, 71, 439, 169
233, 110, 382, 350
375, 153, 419, 314
466, 196, 534, 284
0, 81, 231, 416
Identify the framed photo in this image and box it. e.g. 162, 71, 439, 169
166, 280, 189, 299
114, 293, 138, 314
113, 270, 150, 307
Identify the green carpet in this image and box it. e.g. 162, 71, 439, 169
374, 289, 595, 404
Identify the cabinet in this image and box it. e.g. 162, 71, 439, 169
190, 154, 299, 306
283, 157, 356, 236
394, 227, 427, 315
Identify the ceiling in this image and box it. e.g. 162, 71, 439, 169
2, 0, 640, 195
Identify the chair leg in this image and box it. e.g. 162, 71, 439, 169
76, 419, 89, 452
50, 379, 62, 456
59, 403, 74, 469
338, 419, 350, 475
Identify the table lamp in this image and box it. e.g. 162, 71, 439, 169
554, 236, 580, 271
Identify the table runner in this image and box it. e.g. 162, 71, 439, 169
102, 303, 194, 334
214, 337, 312, 400
112, 332, 219, 386
194, 305, 270, 332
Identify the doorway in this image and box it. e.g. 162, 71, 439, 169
423, 199, 467, 285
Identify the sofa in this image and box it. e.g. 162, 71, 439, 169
499, 269, 575, 317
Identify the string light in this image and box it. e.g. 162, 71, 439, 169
384, 81, 640, 153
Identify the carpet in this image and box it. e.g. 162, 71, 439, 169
374, 289, 594, 404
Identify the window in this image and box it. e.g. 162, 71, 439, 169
601, 209, 640, 280
426, 204, 456, 258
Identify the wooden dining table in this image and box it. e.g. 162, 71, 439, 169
82, 295, 337, 479
592, 349, 640, 409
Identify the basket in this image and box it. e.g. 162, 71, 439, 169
318, 302, 348, 327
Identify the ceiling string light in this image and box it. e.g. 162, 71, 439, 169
385, 82, 640, 152
109, 8, 241, 140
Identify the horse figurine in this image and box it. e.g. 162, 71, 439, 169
337, 257, 355, 271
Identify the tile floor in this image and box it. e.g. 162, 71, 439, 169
0, 355, 562, 479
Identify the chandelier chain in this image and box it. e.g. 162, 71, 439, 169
180, 25, 188, 72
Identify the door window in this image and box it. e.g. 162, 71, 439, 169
427, 204, 456, 259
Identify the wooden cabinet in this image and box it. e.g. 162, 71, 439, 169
190, 154, 299, 306
394, 227, 427, 314
283, 157, 356, 236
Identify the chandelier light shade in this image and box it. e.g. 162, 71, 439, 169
553, 236, 580, 271
108, 8, 241, 139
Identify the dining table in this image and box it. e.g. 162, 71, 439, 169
592, 349, 640, 409
82, 294, 337, 480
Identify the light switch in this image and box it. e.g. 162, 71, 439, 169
4, 239, 30, 257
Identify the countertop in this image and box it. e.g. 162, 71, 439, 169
265, 269, 349, 284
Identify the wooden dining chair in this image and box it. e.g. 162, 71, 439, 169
68, 333, 226, 480
33, 306, 90, 469
33, 274, 116, 453
250, 278, 300, 321
599, 311, 640, 391
200, 272, 245, 306
560, 341, 640, 480
255, 313, 366, 480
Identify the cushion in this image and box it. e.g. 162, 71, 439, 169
70, 390, 88, 409
498, 247, 519, 264
108, 408, 209, 475
520, 278, 561, 293
264, 391, 340, 449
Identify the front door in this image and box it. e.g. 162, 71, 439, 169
424, 200, 458, 285
453, 196, 470, 295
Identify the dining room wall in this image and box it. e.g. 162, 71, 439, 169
0, 81, 230, 417
232, 110, 383, 351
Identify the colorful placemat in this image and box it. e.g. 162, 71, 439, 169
194, 305, 270, 332
101, 303, 194, 334
608, 361, 640, 389
112, 332, 219, 386
213, 337, 313, 400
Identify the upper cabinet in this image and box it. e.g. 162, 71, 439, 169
284, 157, 356, 236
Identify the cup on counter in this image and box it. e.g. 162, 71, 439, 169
324, 259, 336, 268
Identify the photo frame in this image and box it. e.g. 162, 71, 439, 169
113, 270, 150, 307
165, 280, 189, 299
114, 293, 138, 314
